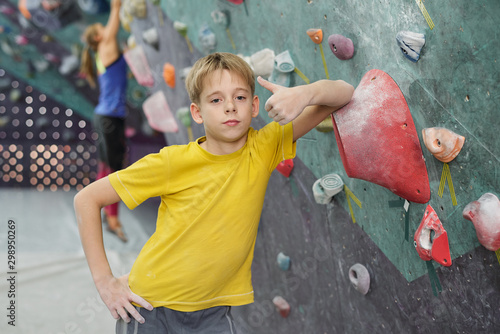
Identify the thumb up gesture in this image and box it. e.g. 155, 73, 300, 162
257, 76, 311, 125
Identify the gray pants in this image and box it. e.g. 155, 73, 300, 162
116, 306, 237, 334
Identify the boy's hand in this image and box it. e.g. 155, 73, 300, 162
96, 274, 153, 324
257, 76, 311, 125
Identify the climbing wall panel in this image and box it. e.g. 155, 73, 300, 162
89, 0, 500, 332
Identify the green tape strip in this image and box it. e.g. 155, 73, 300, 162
426, 261, 442, 297
495, 250, 500, 265
405, 204, 410, 242
388, 199, 410, 242
388, 199, 406, 208
319, 44, 329, 79
294, 67, 310, 84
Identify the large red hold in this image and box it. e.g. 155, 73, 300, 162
331, 69, 430, 203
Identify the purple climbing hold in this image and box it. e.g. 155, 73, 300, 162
328, 34, 354, 60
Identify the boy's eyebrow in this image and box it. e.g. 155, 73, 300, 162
204, 87, 251, 97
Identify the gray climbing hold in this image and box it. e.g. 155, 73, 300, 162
349, 263, 370, 295
143, 27, 159, 50
199, 24, 217, 55
313, 173, 343, 204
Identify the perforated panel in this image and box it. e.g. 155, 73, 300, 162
0, 69, 97, 191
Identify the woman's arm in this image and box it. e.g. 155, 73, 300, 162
102, 0, 122, 42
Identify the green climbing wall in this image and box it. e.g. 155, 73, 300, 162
159, 0, 499, 282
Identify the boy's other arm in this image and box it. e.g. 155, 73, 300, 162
74, 177, 152, 323
257, 76, 354, 142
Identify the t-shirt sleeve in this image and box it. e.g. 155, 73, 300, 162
108, 148, 170, 210
253, 121, 296, 173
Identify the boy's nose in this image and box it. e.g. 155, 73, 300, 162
225, 101, 236, 113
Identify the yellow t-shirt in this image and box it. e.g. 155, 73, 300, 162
109, 122, 296, 312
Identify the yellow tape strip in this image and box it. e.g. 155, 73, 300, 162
294, 67, 310, 84
345, 185, 362, 208
344, 185, 362, 223
445, 164, 458, 206
185, 36, 193, 53
415, 0, 435, 30
438, 163, 458, 205
496, 250, 500, 265
319, 44, 329, 79
438, 163, 447, 198
346, 195, 355, 223
226, 28, 236, 50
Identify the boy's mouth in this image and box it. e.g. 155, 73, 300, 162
224, 120, 240, 126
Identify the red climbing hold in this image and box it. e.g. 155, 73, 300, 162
414, 205, 452, 267
331, 69, 430, 203
272, 296, 290, 318
276, 159, 294, 178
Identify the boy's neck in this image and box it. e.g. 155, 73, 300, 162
199, 136, 248, 155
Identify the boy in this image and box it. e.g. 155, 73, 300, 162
74, 52, 354, 333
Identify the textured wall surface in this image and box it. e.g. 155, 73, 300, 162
2, 0, 496, 332
119, 0, 500, 332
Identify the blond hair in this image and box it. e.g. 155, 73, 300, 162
185, 52, 255, 104
79, 23, 101, 88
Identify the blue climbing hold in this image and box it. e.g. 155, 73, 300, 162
396, 31, 425, 62
277, 252, 290, 271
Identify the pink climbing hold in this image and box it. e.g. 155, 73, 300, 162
272, 296, 290, 318
142, 90, 179, 133
414, 205, 452, 267
328, 34, 354, 60
463, 193, 500, 251
331, 69, 430, 203
275, 159, 294, 178
124, 45, 155, 87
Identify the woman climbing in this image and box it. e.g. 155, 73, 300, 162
80, 0, 128, 242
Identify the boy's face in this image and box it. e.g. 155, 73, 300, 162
190, 69, 259, 153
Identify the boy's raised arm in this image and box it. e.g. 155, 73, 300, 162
74, 177, 153, 324
257, 76, 354, 142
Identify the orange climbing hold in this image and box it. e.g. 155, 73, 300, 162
163, 63, 176, 88
422, 127, 465, 163
331, 69, 430, 203
18, 0, 31, 19
306, 28, 323, 44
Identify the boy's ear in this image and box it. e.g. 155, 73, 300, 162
251, 95, 260, 118
190, 103, 203, 124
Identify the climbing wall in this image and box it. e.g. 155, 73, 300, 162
114, 0, 500, 332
